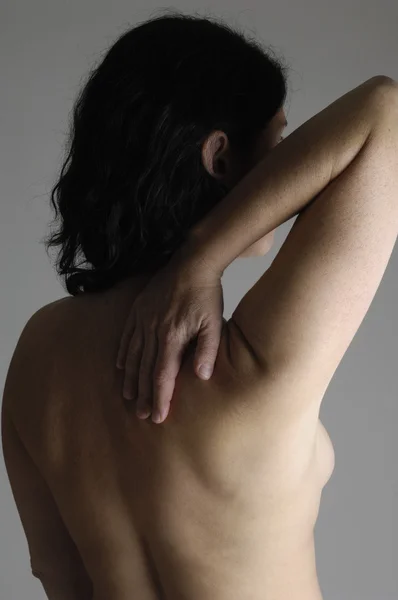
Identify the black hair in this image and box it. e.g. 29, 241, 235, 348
44, 11, 289, 295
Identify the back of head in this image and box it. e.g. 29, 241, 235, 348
45, 11, 289, 295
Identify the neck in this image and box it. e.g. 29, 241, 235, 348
112, 272, 155, 294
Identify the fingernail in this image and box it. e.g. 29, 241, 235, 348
136, 404, 151, 419
152, 410, 162, 424
137, 411, 150, 420
198, 364, 213, 379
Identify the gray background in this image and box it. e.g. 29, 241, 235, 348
1, 1, 397, 599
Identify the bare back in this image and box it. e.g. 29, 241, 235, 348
5, 282, 333, 600
5, 78, 398, 600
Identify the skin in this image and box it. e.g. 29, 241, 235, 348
200, 108, 288, 257
1, 110, 333, 600
1, 274, 333, 600
3, 77, 398, 600
114, 109, 287, 422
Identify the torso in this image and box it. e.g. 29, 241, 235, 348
12, 281, 335, 600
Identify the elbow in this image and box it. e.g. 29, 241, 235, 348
369, 75, 398, 88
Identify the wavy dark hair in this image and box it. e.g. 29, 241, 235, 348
44, 11, 289, 295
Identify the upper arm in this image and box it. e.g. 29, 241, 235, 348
1, 405, 93, 600
229, 103, 398, 417
1, 315, 93, 600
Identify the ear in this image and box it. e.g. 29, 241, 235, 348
201, 130, 232, 179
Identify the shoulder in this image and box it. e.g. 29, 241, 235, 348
17, 297, 71, 342
2, 298, 70, 415
21, 296, 80, 349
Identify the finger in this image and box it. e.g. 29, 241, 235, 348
151, 332, 186, 424
122, 327, 144, 401
136, 332, 158, 420
193, 319, 223, 380
116, 309, 137, 369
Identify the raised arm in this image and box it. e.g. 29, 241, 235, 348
188, 74, 398, 427
118, 75, 398, 423
184, 75, 393, 275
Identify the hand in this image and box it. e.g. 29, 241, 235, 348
116, 255, 224, 424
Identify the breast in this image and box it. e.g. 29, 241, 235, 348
316, 419, 336, 486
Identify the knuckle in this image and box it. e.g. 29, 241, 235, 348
162, 329, 176, 342
126, 345, 138, 361
159, 325, 179, 342
126, 341, 142, 358
153, 371, 171, 385
147, 321, 159, 334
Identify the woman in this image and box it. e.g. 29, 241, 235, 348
2, 11, 398, 600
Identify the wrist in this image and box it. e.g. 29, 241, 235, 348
172, 228, 225, 279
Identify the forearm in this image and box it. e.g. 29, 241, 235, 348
182, 75, 394, 275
